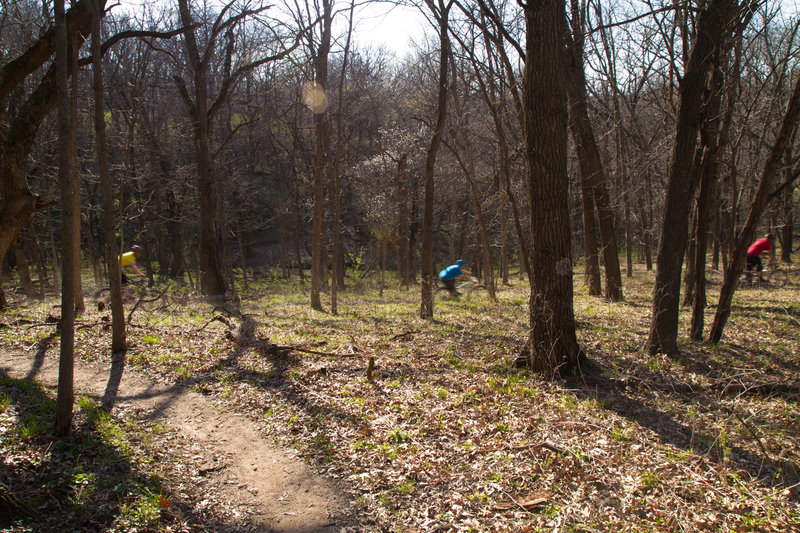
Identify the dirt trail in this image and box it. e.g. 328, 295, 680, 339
1, 349, 349, 532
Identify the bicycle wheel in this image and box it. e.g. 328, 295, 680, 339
770, 267, 789, 288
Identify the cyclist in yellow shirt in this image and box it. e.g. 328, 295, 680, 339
120, 245, 144, 300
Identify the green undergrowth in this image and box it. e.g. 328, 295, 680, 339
0, 374, 194, 532
2, 264, 799, 531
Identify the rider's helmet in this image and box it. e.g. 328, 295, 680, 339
131, 244, 144, 254
456, 259, 466, 266
765, 233, 775, 240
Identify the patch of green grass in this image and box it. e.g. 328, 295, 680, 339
640, 469, 661, 489
610, 427, 631, 442
113, 488, 165, 531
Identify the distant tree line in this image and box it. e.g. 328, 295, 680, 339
1, 0, 799, 403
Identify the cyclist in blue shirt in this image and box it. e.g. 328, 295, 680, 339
438, 259, 471, 297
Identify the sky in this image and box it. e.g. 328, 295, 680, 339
116, 0, 800, 59
347, 2, 429, 58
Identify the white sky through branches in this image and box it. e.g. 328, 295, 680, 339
115, 0, 799, 58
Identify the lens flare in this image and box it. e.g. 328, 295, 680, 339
302, 81, 328, 114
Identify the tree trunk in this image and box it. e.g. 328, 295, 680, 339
54, 0, 76, 438
91, 0, 125, 352
710, 68, 800, 343
69, 27, 84, 314
566, 0, 622, 300
519, 0, 584, 376
646, 0, 738, 356
310, 0, 333, 311
176, 0, 227, 297
781, 148, 794, 263
23, 222, 47, 298
450, 82, 496, 300
12, 236, 36, 297
420, 0, 452, 319
396, 154, 410, 288
690, 43, 731, 340
0, 0, 98, 307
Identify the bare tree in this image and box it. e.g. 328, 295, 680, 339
54, 0, 77, 438
646, 0, 742, 356
709, 67, 800, 343
518, 0, 584, 376
90, 0, 125, 351
420, 0, 453, 319
174, 0, 297, 297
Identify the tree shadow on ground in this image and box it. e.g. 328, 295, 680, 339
25, 331, 58, 380
0, 371, 180, 531
567, 356, 799, 501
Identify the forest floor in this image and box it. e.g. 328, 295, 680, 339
1, 266, 799, 532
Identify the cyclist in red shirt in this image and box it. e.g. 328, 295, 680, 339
745, 233, 776, 282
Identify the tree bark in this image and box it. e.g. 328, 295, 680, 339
54, 0, 76, 438
519, 0, 584, 376
420, 0, 452, 319
646, 0, 738, 356
709, 68, 800, 343
91, 0, 125, 351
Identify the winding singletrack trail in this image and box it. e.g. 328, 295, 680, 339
2, 348, 350, 532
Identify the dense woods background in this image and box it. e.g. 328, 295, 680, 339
2, 0, 799, 363
2, 1, 800, 528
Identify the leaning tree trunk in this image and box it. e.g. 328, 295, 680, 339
709, 68, 800, 344
566, 0, 622, 300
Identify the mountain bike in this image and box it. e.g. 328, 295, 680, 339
435, 277, 487, 299
741, 262, 789, 289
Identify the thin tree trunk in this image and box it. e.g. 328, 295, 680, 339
450, 80, 496, 300
781, 147, 794, 263
420, 0, 452, 319
12, 236, 36, 297
54, 0, 75, 438
396, 154, 410, 288
310, 0, 333, 311
69, 25, 84, 314
24, 222, 47, 298
91, 0, 125, 351
710, 68, 800, 343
